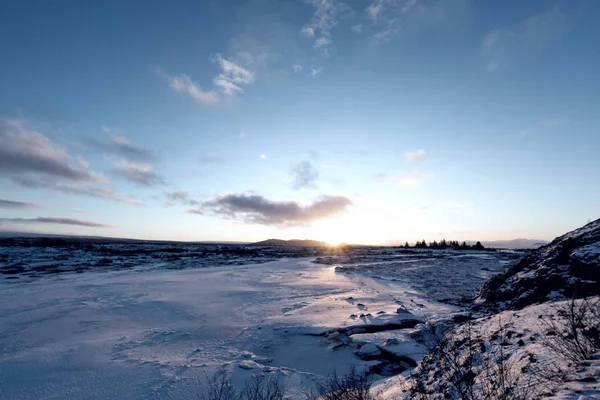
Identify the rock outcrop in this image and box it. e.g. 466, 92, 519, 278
477, 219, 600, 311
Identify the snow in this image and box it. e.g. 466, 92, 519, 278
2, 241, 596, 399
357, 343, 381, 357
549, 353, 600, 399
379, 297, 600, 400
0, 253, 464, 399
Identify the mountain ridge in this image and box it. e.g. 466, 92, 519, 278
249, 238, 331, 247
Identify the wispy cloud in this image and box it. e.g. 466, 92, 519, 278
301, 0, 352, 54
165, 72, 220, 105
157, 54, 255, 106
310, 67, 323, 77
482, 7, 568, 71
291, 161, 319, 190
54, 184, 143, 206
113, 161, 164, 186
405, 149, 426, 162
292, 64, 304, 73
0, 120, 143, 206
351, 24, 363, 33
0, 217, 111, 228
197, 193, 352, 226
0, 120, 103, 183
213, 54, 255, 95
166, 190, 199, 207
0, 199, 43, 209
367, 0, 420, 21
366, 0, 467, 43
186, 209, 205, 215
87, 127, 155, 162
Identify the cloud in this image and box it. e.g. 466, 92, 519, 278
301, 0, 352, 53
200, 193, 352, 226
89, 127, 161, 188
367, 0, 420, 21
166, 190, 199, 207
482, 7, 568, 71
157, 55, 255, 106
0, 199, 43, 209
0, 217, 111, 228
292, 64, 304, 73
405, 149, 426, 162
87, 127, 155, 162
260, 154, 267, 159
0, 120, 102, 183
186, 209, 205, 215
310, 67, 323, 77
301, 25, 316, 38
113, 161, 164, 186
314, 36, 332, 49
213, 54, 256, 95
366, 0, 467, 43
351, 24, 363, 33
291, 161, 319, 190
168, 190, 189, 202
200, 154, 225, 165
10, 175, 142, 206
166, 73, 221, 105
0, 120, 143, 206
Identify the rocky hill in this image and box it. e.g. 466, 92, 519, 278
399, 219, 600, 399
476, 218, 600, 311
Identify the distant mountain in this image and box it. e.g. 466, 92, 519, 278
477, 218, 600, 311
478, 239, 549, 249
250, 239, 330, 247
0, 231, 248, 245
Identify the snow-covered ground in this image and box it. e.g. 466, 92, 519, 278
0, 248, 517, 399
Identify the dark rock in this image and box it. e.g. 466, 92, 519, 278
578, 376, 596, 383
476, 219, 600, 311
452, 313, 474, 323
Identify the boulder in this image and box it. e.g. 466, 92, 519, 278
357, 343, 381, 358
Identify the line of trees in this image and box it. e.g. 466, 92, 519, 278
404, 239, 486, 251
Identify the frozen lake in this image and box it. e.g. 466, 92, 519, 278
0, 244, 522, 399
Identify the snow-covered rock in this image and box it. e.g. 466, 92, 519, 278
477, 218, 600, 311
406, 298, 600, 399
548, 353, 600, 399
238, 360, 258, 370
357, 343, 381, 358
326, 331, 341, 340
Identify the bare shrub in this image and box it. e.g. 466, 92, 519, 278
199, 372, 284, 400
240, 375, 285, 400
201, 371, 237, 400
305, 366, 379, 400
539, 296, 600, 366
407, 318, 539, 400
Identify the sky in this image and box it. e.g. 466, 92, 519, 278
0, 0, 599, 245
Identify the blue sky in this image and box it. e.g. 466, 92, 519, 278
0, 0, 599, 244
